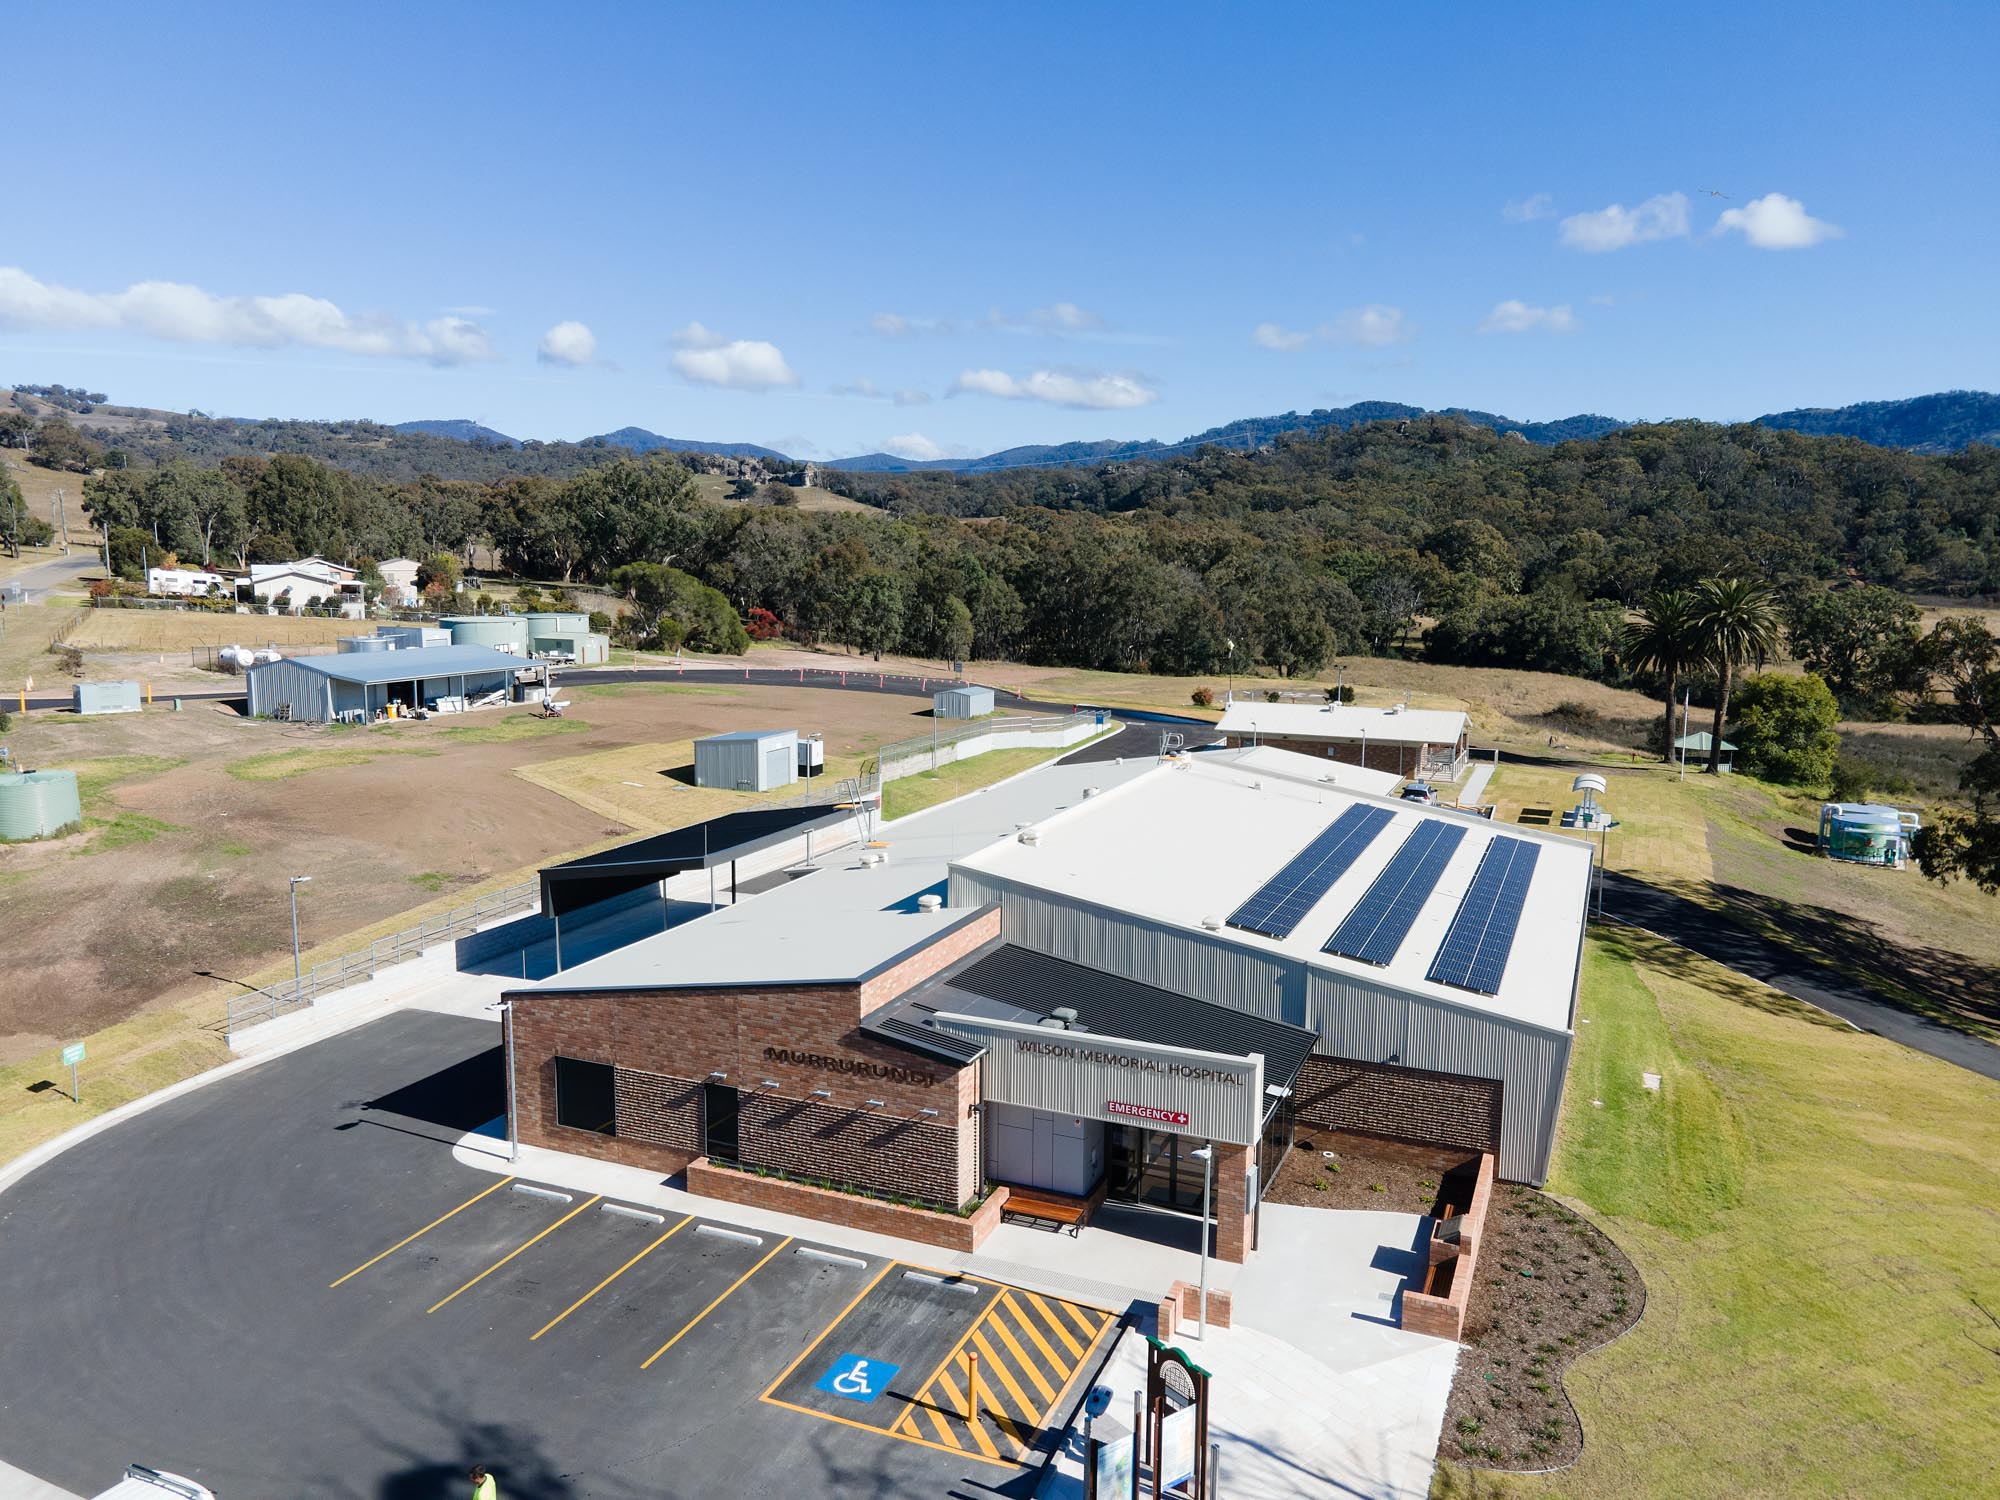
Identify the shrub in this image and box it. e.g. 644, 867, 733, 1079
1549, 699, 1603, 727
1326, 684, 1356, 704
1732, 672, 1841, 787
1829, 753, 1917, 805
1191, 686, 1215, 708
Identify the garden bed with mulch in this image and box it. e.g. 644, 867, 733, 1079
1265, 1130, 1478, 1215
1436, 1183, 1646, 1471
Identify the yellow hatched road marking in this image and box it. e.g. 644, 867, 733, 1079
641, 1236, 792, 1369
923, 1400, 961, 1449
883, 1281, 998, 1433
947, 1361, 1004, 1460
972, 1329, 1040, 1420
328, 1176, 515, 1289
989, 1301, 1059, 1403
427, 1195, 601, 1314
531, 1215, 692, 1340
1025, 1290, 1086, 1360
989, 1404, 1030, 1458
1060, 1298, 1106, 1342
761, 1395, 1016, 1471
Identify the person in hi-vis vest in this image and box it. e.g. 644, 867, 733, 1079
469, 1464, 496, 1500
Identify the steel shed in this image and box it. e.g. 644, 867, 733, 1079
693, 728, 797, 791
934, 684, 995, 718
376, 625, 451, 650
244, 643, 527, 723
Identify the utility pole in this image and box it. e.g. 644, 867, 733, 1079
288, 874, 313, 991
53, 488, 70, 555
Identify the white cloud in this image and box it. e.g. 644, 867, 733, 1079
871, 312, 910, 336
949, 367, 1159, 410
1559, 192, 1690, 252
893, 388, 930, 406
671, 337, 798, 392
882, 433, 976, 462
1714, 193, 1844, 250
1477, 300, 1580, 335
1322, 304, 1413, 348
444, 304, 496, 317
1252, 321, 1312, 352
670, 320, 726, 349
0, 266, 498, 365
1030, 301, 1102, 331
537, 320, 597, 366
833, 376, 882, 398
1503, 193, 1556, 223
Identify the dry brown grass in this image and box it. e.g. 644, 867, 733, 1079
63, 611, 356, 653
689, 474, 876, 514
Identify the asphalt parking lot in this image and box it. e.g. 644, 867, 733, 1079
0, 1011, 1118, 1500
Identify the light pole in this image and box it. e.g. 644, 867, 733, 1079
1190, 1142, 1214, 1339
288, 875, 312, 990
498, 1001, 519, 1163
1225, 637, 1235, 704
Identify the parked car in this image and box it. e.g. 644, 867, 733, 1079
92, 1466, 214, 1500
1399, 780, 1439, 804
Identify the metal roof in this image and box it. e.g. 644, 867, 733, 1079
243, 643, 528, 686
868, 942, 1320, 1085
698, 728, 796, 743
1215, 700, 1468, 746
539, 803, 854, 915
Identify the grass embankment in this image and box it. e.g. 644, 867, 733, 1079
62, 611, 355, 654
1433, 925, 2000, 1500
880, 728, 1116, 820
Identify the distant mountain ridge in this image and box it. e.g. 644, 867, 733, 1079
584, 426, 789, 460
392, 418, 520, 447
1752, 390, 2000, 454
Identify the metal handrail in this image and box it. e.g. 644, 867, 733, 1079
226, 879, 538, 1035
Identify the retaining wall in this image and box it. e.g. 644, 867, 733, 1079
1400, 1151, 1497, 1341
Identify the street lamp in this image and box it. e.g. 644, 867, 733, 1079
287, 875, 312, 989
1189, 1143, 1214, 1339
496, 1001, 519, 1163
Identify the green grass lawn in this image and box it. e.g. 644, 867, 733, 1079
879, 729, 1115, 821
1433, 925, 2000, 1499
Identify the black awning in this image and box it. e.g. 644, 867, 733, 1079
539, 804, 854, 917
865, 941, 1320, 1089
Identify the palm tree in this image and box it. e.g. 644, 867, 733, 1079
1622, 588, 1702, 763
1692, 577, 1785, 773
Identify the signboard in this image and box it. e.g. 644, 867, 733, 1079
1089, 1432, 1134, 1499
815, 1353, 899, 1403
1158, 1406, 1198, 1491
1106, 1100, 1190, 1127
61, 1043, 85, 1066
929, 1012, 1264, 1145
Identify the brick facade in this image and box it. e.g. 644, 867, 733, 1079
1293, 1055, 1502, 1157
685, 1158, 1010, 1255
506, 923, 991, 1210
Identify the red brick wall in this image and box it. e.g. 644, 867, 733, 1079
685, 1157, 1010, 1255
1293, 1056, 1502, 1156
1400, 1151, 1497, 1342
508, 967, 980, 1207
1223, 733, 1428, 778
859, 907, 1001, 1016
1214, 1140, 1254, 1264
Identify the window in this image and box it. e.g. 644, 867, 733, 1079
554, 1057, 616, 1135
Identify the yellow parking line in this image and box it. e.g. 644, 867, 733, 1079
988, 1403, 1030, 1459
329, 1176, 515, 1289
987, 1316, 1058, 1405
972, 1329, 1041, 1420
1025, 1291, 1086, 1359
759, 1257, 895, 1399
426, 1195, 601, 1314
945, 1362, 1003, 1459
641, 1236, 792, 1369
1060, 1299, 1106, 1342
885, 1283, 996, 1432
761, 1395, 1017, 1471
924, 1381, 966, 1450
1000, 1294, 1067, 1395
531, 1215, 692, 1340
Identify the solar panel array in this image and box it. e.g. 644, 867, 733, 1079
1427, 836, 1542, 995
1322, 820, 1468, 966
1227, 804, 1394, 939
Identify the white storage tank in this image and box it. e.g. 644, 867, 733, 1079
337, 635, 397, 653
694, 729, 798, 791
934, 684, 995, 719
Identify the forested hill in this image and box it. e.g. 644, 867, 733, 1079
1754, 391, 2000, 454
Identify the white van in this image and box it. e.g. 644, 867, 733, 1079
91, 1467, 214, 1500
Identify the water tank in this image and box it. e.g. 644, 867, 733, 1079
337, 635, 396, 653
441, 615, 528, 653
524, 611, 591, 636
0, 769, 83, 841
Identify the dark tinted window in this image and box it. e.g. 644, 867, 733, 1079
554, 1057, 616, 1135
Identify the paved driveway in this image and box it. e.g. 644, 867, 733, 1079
0, 1011, 1115, 1500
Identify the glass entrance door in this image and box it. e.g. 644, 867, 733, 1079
1106, 1126, 1206, 1214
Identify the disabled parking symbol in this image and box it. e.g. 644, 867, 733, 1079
815, 1352, 900, 1403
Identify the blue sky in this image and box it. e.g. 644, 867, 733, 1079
3, 1, 1993, 459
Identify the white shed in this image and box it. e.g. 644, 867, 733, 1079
934, 684, 995, 719
694, 729, 798, 791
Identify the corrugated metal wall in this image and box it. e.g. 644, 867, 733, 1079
954, 866, 1573, 1183
246, 659, 333, 721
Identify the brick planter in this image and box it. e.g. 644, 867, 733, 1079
685, 1157, 1009, 1255
1400, 1150, 1497, 1342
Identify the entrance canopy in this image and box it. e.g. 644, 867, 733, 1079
538, 804, 853, 917
868, 943, 1319, 1145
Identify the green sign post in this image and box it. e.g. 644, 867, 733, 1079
61, 1042, 83, 1103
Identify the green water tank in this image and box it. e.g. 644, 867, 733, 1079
0, 769, 84, 841
441, 615, 529, 652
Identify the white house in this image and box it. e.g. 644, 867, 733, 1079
376, 558, 421, 592
147, 566, 233, 598
241, 559, 365, 618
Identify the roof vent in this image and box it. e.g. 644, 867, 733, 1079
860, 850, 887, 867
917, 892, 942, 913
1018, 827, 1041, 845
1201, 915, 1223, 931
1083, 785, 1101, 798
1037, 1017, 1067, 1030
1051, 1006, 1079, 1024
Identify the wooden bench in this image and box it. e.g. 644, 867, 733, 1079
1001, 1187, 1090, 1237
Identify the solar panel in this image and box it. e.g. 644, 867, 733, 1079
1322, 820, 1468, 966
1227, 804, 1395, 939
1427, 836, 1543, 995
